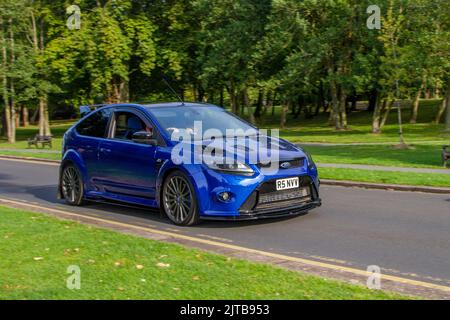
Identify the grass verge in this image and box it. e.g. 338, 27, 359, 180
0, 205, 406, 300
304, 144, 449, 169
319, 167, 450, 188
0, 150, 61, 161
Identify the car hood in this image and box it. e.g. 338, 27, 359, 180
173, 135, 306, 164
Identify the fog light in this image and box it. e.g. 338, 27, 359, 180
218, 192, 231, 202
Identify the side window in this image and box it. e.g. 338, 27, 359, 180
113, 111, 151, 141
76, 109, 111, 138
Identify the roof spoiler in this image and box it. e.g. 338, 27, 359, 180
79, 104, 107, 117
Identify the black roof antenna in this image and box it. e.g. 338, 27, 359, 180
162, 75, 185, 106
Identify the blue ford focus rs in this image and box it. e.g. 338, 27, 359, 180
58, 102, 321, 226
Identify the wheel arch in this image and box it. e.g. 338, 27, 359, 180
156, 163, 205, 211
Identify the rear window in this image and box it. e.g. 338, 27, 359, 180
76, 109, 111, 138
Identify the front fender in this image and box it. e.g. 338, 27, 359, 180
155, 161, 207, 211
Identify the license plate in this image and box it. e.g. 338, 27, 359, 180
276, 177, 300, 191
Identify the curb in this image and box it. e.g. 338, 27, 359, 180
321, 179, 450, 194
1, 155, 449, 194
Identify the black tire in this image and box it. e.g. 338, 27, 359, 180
162, 171, 200, 226
61, 164, 85, 206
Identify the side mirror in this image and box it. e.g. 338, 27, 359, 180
132, 131, 158, 146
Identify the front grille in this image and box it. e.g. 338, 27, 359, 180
258, 188, 310, 204
257, 158, 305, 170
240, 176, 317, 214
256, 196, 311, 211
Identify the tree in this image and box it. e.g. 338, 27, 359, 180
195, 0, 271, 120
0, 0, 33, 142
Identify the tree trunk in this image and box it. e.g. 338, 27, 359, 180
31, 11, 51, 137
254, 89, 264, 120
120, 80, 129, 102
21, 106, 29, 127
264, 91, 273, 116
0, 112, 5, 136
349, 96, 357, 112
315, 81, 325, 115
294, 96, 304, 119
372, 96, 382, 134
410, 80, 424, 124
329, 79, 339, 129
44, 99, 50, 136
30, 107, 39, 124
242, 88, 254, 124
380, 100, 394, 128
368, 88, 378, 112
1, 16, 13, 143
227, 81, 238, 114
8, 19, 16, 143
435, 86, 449, 124
15, 109, 20, 127
445, 88, 450, 132
38, 98, 45, 136
280, 101, 290, 129
338, 90, 347, 129
38, 97, 51, 136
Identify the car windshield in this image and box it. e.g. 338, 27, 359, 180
147, 106, 257, 140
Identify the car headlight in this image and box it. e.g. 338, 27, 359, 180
205, 160, 254, 175
306, 153, 316, 170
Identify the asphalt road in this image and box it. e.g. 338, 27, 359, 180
1, 158, 449, 287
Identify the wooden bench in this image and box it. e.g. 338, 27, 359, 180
443, 146, 450, 167
27, 135, 53, 149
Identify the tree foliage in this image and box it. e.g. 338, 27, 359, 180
1, 0, 450, 138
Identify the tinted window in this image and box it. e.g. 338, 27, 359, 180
113, 111, 150, 140
76, 109, 111, 138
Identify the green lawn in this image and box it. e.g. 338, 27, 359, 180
258, 99, 450, 144
0, 150, 61, 160
319, 167, 450, 188
0, 206, 407, 300
304, 144, 447, 169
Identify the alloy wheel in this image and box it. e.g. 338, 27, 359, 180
62, 166, 83, 205
163, 174, 197, 225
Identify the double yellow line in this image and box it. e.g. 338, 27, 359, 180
0, 196, 449, 295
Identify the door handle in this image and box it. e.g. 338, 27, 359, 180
100, 148, 111, 153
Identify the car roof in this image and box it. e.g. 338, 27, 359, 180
143, 102, 217, 109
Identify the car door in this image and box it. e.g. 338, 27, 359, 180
96, 109, 159, 200
72, 108, 112, 190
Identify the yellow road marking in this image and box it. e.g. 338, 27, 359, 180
0, 197, 449, 293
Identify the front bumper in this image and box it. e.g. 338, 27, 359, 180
200, 175, 321, 221
201, 199, 322, 221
